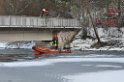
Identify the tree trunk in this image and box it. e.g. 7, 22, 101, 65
82, 26, 87, 39
88, 10, 101, 44
117, 0, 121, 30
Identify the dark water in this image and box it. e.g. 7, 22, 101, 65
0, 49, 34, 62
73, 50, 124, 57
0, 49, 124, 62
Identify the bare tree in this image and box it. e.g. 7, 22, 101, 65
0, 0, 6, 15
5, 0, 32, 15
70, 0, 102, 44
87, 0, 102, 43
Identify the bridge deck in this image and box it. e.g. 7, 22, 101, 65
0, 16, 81, 28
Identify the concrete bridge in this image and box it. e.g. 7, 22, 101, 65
0, 16, 81, 41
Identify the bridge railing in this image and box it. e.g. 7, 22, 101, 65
0, 16, 81, 28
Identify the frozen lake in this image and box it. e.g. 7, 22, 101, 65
0, 49, 124, 82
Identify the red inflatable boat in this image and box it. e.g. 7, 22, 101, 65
32, 46, 71, 58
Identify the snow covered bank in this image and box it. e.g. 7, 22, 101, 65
71, 27, 124, 50
0, 27, 124, 50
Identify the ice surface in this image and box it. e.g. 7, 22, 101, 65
1, 58, 124, 67
64, 70, 124, 82
0, 56, 124, 82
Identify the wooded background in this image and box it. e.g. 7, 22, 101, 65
0, 0, 123, 18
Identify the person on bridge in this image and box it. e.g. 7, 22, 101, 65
41, 8, 49, 17
52, 34, 59, 50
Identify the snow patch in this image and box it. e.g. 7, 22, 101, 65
0, 41, 35, 49
0, 42, 7, 49
71, 27, 124, 50
64, 70, 124, 82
